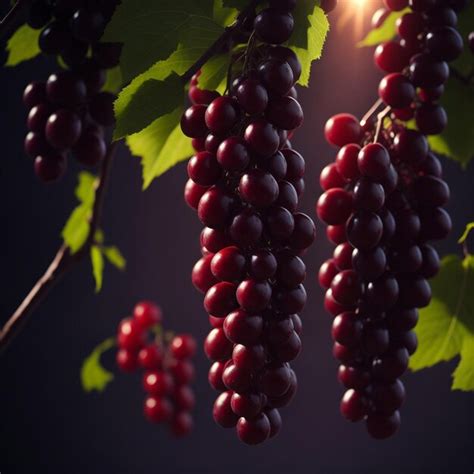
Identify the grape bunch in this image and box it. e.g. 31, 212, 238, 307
22, 0, 121, 183
316, 0, 468, 439
181, 0, 315, 445
116, 301, 197, 437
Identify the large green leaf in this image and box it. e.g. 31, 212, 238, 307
80, 338, 115, 393
410, 254, 474, 391
289, 5, 329, 86
357, 9, 407, 47
112, 14, 225, 138
291, 0, 320, 49
428, 78, 474, 168
198, 54, 230, 91
6, 25, 41, 66
113, 73, 184, 139
103, 0, 219, 83
126, 108, 193, 189
214, 0, 239, 26
222, 0, 248, 9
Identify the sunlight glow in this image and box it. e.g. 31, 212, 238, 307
337, 0, 378, 39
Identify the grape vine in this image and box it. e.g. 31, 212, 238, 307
0, 0, 472, 453
316, 0, 471, 439
181, 0, 317, 445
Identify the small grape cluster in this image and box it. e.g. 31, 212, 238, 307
116, 301, 197, 437
181, 0, 315, 445
22, 0, 121, 183
316, 0, 468, 440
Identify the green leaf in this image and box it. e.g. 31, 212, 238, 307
6, 25, 41, 66
213, 0, 239, 26
291, 0, 320, 49
62, 172, 97, 254
62, 205, 91, 253
112, 11, 225, 138
103, 246, 126, 270
289, 5, 329, 86
75, 171, 96, 205
103, 0, 220, 83
197, 54, 230, 91
90, 245, 105, 292
452, 332, 474, 391
427, 78, 474, 167
459, 222, 474, 244
103, 66, 123, 94
113, 73, 184, 139
357, 9, 407, 47
126, 107, 194, 189
80, 337, 115, 393
410, 255, 474, 391
221, 0, 248, 9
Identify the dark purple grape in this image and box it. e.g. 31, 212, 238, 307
34, 152, 66, 183
254, 8, 294, 45
46, 71, 87, 106
45, 109, 82, 149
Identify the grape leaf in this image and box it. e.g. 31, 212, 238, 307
452, 332, 474, 390
6, 25, 41, 67
410, 255, 474, 391
112, 15, 225, 139
427, 78, 474, 168
103, 0, 219, 83
103, 246, 126, 270
80, 337, 115, 393
222, 0, 248, 9
90, 245, 104, 292
103, 66, 123, 94
197, 54, 230, 91
113, 73, 184, 140
126, 107, 193, 189
289, 5, 329, 87
62, 172, 96, 253
291, 0, 321, 49
357, 9, 407, 47
213, 0, 239, 26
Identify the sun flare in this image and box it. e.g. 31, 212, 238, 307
337, 0, 378, 39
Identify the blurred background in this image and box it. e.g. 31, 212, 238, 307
0, 1, 473, 472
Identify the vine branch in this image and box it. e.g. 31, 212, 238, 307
0, 0, 33, 40
0, 142, 118, 354
373, 105, 391, 143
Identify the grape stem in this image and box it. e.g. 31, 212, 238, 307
180, 0, 262, 84
0, 0, 33, 40
0, 142, 119, 355
361, 98, 383, 125
373, 105, 391, 144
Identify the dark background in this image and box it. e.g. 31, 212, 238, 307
0, 2, 473, 473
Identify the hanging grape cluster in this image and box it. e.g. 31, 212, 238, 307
181, 0, 315, 445
116, 301, 197, 437
316, 0, 468, 439
22, 0, 121, 183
